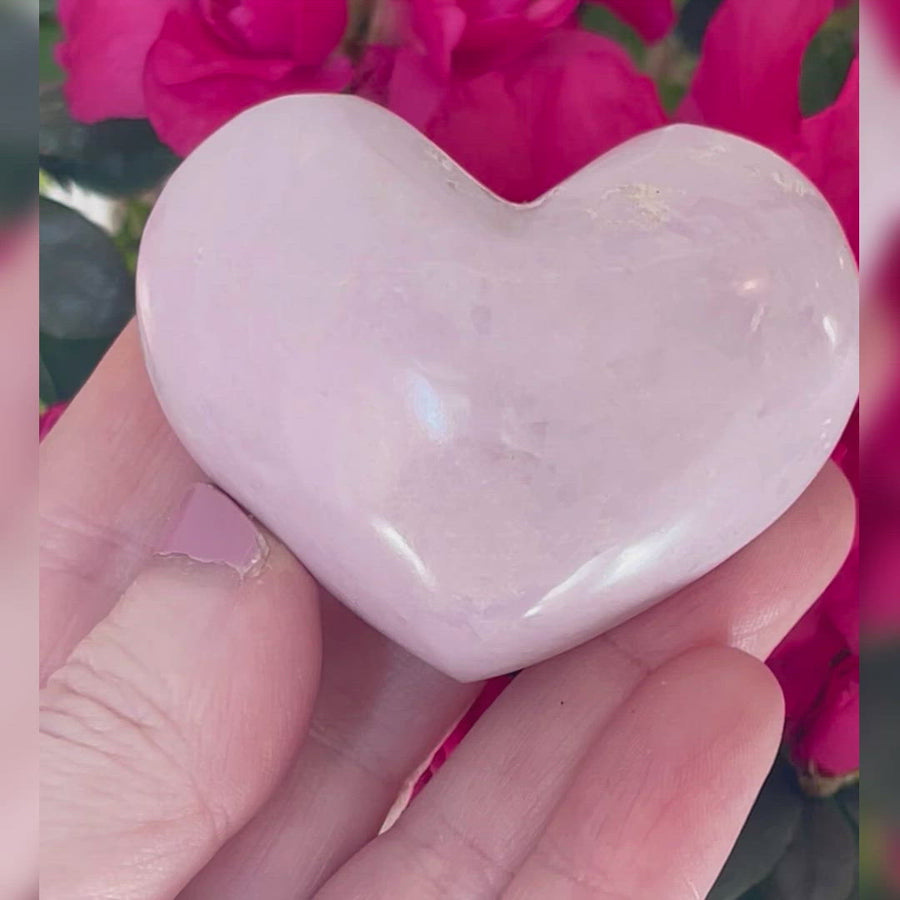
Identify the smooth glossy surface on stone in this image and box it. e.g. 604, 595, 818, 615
137, 95, 858, 681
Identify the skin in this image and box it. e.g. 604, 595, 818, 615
40, 322, 856, 900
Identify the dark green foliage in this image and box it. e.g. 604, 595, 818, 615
40, 197, 134, 340
40, 86, 179, 198
40, 198, 134, 401
1, 11, 38, 221
709, 758, 806, 900
800, 12, 857, 116
711, 755, 859, 900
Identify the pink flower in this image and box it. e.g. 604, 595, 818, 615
57, 0, 176, 121
793, 60, 859, 261
792, 653, 859, 779
39, 402, 69, 440
58, 0, 352, 155
679, 0, 859, 255
767, 411, 860, 785
767, 563, 860, 783
362, 28, 666, 202
381, 0, 674, 90
406, 0, 580, 78
768, 594, 859, 781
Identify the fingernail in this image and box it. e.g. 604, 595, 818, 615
157, 483, 267, 576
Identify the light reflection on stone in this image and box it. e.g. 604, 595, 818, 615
371, 515, 437, 591
406, 371, 451, 443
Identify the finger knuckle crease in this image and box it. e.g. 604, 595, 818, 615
41, 653, 228, 843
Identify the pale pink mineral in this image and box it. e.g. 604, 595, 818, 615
137, 95, 858, 681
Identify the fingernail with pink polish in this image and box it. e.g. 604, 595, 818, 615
157, 483, 267, 575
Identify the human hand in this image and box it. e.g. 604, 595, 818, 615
41, 323, 855, 900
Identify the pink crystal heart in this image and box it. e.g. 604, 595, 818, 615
137, 95, 858, 681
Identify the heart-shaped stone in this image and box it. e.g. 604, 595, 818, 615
137, 95, 858, 681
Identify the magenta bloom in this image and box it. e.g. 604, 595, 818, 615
57, 0, 673, 171
402, 0, 580, 78
56, 0, 175, 121
768, 555, 860, 781
766, 403, 859, 785
40, 402, 69, 440
58, 0, 352, 155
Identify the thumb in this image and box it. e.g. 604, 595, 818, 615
41, 483, 321, 900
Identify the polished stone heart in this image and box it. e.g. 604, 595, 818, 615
137, 95, 858, 681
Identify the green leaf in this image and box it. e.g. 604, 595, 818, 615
800, 11, 857, 116
40, 197, 134, 340
579, 5, 646, 66
736, 886, 771, 900
40, 85, 180, 196
1, 12, 38, 221
39, 334, 116, 401
836, 783, 859, 828
676, 0, 726, 54
112, 197, 153, 274
758, 798, 859, 899
0, 146, 36, 223
708, 757, 805, 900
657, 79, 689, 115
39, 356, 58, 406
40, 0, 57, 13
39, 17, 63, 84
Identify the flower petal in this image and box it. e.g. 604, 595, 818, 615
57, 0, 177, 121
144, 8, 352, 155
679, 0, 832, 147
39, 402, 69, 440
792, 654, 860, 777
796, 58, 859, 257
198, 0, 348, 64
290, 0, 350, 66
769, 603, 847, 727
147, 10, 295, 85
407, 0, 579, 78
410, 0, 468, 77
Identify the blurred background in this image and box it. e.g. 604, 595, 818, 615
2, 0, 896, 895
1, 1, 38, 898
861, 2, 900, 899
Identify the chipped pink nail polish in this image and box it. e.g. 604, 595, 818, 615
157, 483, 267, 575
